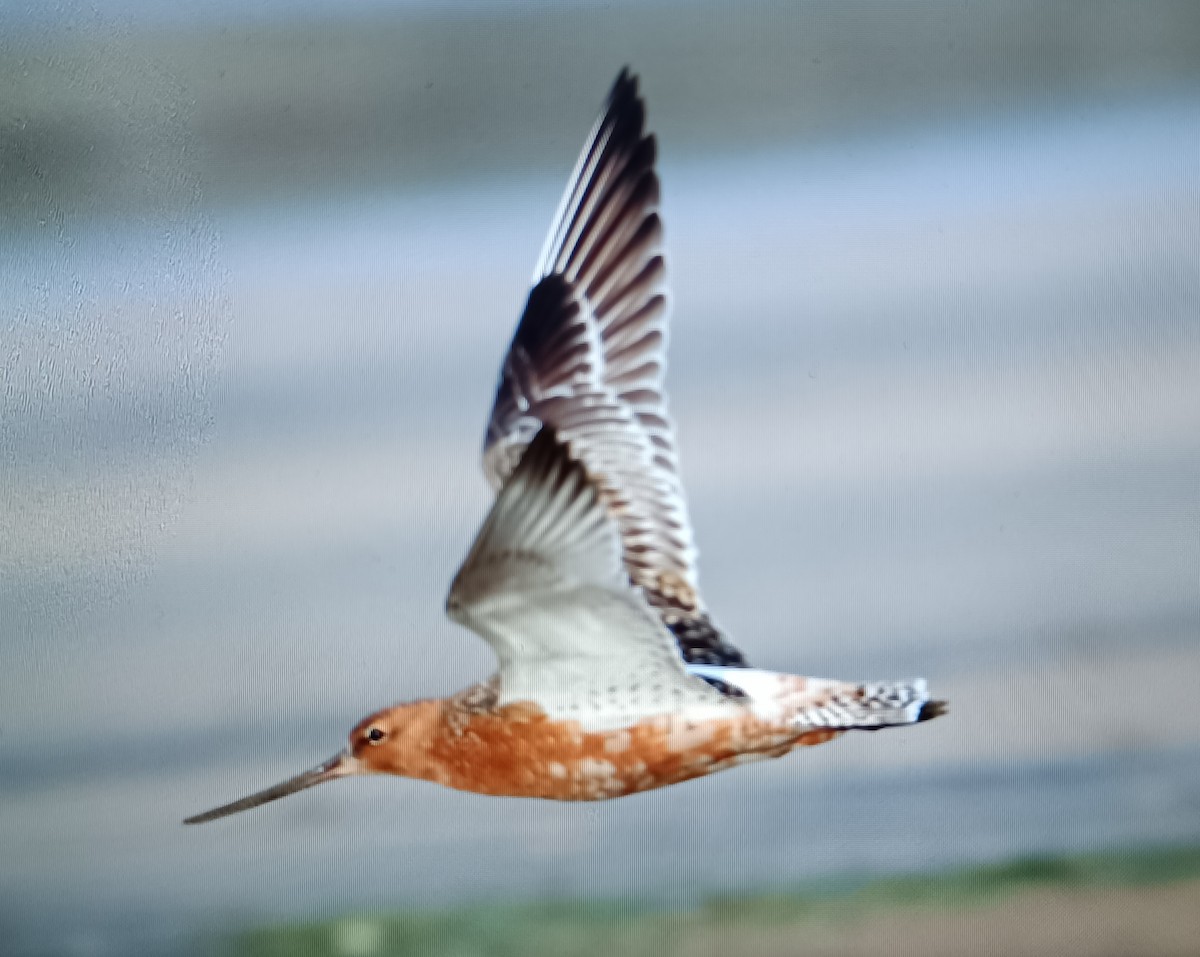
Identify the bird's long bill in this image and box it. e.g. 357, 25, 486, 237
183, 750, 358, 825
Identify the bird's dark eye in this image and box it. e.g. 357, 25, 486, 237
366, 727, 386, 744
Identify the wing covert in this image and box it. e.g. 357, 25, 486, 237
449, 428, 733, 725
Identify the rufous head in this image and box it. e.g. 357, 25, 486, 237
183, 702, 427, 824
346, 705, 416, 772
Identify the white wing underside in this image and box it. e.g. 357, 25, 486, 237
448, 429, 735, 729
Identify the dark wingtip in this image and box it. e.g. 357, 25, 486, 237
917, 700, 949, 722
607, 67, 643, 120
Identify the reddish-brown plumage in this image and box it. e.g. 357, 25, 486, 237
350, 685, 844, 800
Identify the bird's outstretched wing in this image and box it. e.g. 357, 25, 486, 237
481, 69, 747, 668
449, 427, 735, 726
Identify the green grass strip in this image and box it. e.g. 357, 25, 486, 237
223, 843, 1200, 957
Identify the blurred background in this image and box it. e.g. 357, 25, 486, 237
3, 1, 1199, 955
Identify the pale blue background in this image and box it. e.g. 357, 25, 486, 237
3, 2, 1199, 954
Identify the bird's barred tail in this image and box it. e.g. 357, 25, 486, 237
800, 678, 947, 731
686, 666, 948, 732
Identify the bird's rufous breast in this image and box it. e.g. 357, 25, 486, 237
360, 688, 842, 800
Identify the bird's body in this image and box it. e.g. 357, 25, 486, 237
349, 679, 844, 802
185, 69, 945, 826
347, 667, 928, 802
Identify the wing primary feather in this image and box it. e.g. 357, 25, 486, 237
535, 68, 641, 280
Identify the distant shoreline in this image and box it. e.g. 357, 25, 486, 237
227, 844, 1200, 956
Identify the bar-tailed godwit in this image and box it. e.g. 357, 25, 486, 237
185, 69, 945, 825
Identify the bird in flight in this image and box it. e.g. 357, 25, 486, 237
185, 69, 945, 825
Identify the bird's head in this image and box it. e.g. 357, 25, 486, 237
183, 701, 437, 824
346, 706, 421, 772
